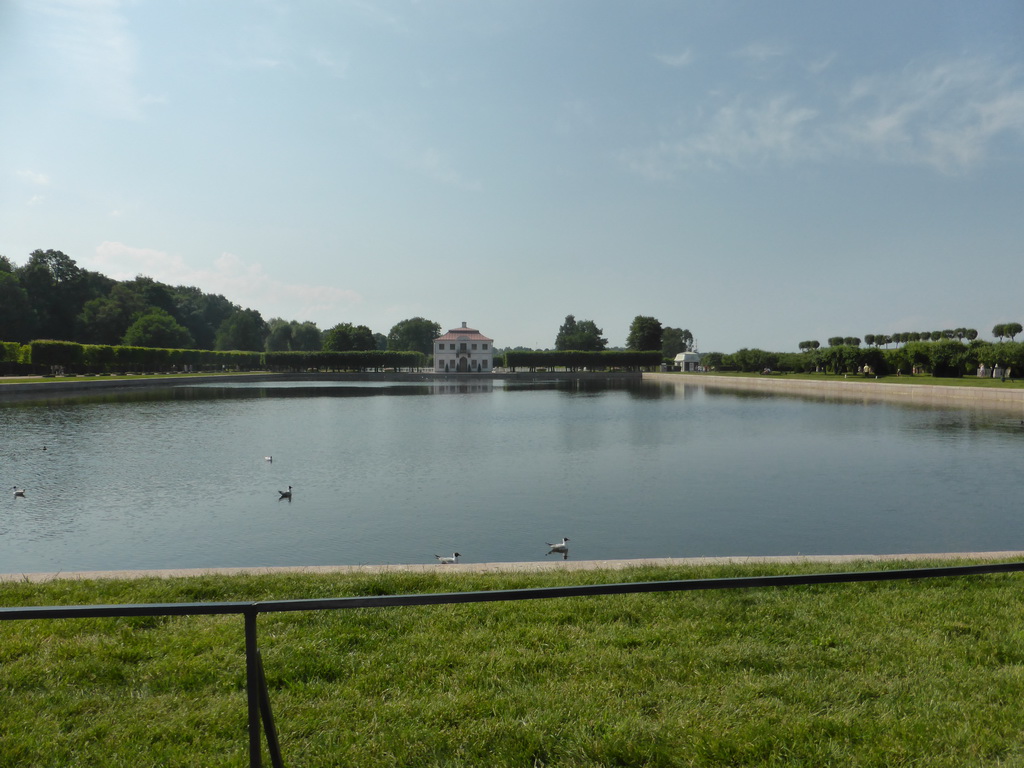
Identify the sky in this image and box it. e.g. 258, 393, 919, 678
2, 1, 1023, 352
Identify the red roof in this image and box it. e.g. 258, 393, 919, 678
435, 323, 493, 342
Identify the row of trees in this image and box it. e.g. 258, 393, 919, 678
0, 339, 664, 376
704, 338, 1024, 378
798, 324, 1022, 351
0, 250, 452, 359
505, 350, 663, 372
554, 315, 694, 359
1, 249, 273, 350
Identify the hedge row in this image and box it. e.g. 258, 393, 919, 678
6, 340, 261, 374
503, 350, 663, 371
264, 350, 425, 371
1, 341, 429, 375
2, 341, 664, 375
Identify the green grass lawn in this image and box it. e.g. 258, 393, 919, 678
0, 371, 259, 385
683, 370, 1024, 389
3, 562, 1024, 767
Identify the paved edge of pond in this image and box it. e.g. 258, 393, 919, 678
4, 552, 1024, 583
645, 372, 1024, 410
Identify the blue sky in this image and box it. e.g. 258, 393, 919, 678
2, 1, 1022, 352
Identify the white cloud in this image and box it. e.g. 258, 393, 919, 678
655, 50, 693, 68
624, 56, 1024, 177
17, 170, 50, 185
310, 49, 350, 79
88, 242, 362, 322
807, 53, 837, 75
843, 58, 1024, 174
735, 42, 788, 62
623, 95, 819, 176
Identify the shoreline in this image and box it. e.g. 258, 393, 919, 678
645, 372, 1024, 412
2, 369, 1021, 409
0, 370, 640, 401
5, 551, 1024, 583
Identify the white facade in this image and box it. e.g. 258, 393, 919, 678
673, 351, 702, 371
434, 322, 494, 373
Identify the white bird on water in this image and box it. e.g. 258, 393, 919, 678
545, 537, 570, 559
278, 485, 292, 499
12, 486, 26, 497
435, 552, 461, 564
264, 456, 273, 463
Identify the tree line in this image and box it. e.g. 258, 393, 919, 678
553, 314, 694, 359
0, 339, 664, 376
704, 336, 1024, 378
0, 249, 447, 357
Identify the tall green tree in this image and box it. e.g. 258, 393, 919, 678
555, 315, 608, 351
214, 309, 268, 351
122, 309, 194, 349
0, 270, 36, 342
17, 249, 112, 340
171, 287, 237, 350
387, 317, 441, 355
323, 322, 376, 352
76, 284, 150, 345
291, 322, 323, 351
264, 318, 293, 352
626, 315, 663, 351
661, 327, 693, 358
265, 319, 323, 352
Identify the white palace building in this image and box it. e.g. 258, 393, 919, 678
434, 322, 494, 373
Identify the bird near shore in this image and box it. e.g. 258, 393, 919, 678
545, 537, 570, 559
278, 486, 292, 500
12, 486, 26, 497
434, 552, 461, 564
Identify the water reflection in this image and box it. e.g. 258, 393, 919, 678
2, 377, 1023, 573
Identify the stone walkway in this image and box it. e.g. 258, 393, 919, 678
4, 552, 1024, 583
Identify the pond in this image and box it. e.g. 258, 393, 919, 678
2, 378, 1023, 573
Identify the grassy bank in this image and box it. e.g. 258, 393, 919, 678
0, 371, 259, 386
680, 370, 1024, 389
3, 561, 1024, 767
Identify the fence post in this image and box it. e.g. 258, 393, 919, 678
245, 609, 263, 768
245, 609, 285, 768
258, 648, 284, 768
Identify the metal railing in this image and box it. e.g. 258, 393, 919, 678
4, 560, 1024, 767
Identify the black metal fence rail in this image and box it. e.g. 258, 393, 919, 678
4, 560, 1024, 767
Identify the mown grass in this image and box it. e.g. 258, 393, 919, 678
0, 371, 257, 385
684, 370, 1024, 389
3, 562, 1024, 767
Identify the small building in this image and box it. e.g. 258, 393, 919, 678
434, 322, 494, 373
673, 351, 702, 372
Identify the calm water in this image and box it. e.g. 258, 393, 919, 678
2, 378, 1023, 573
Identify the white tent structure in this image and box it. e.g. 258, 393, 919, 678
673, 352, 702, 371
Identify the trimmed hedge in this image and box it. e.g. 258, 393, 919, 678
16, 340, 261, 374
502, 350, 663, 371
0, 342, 22, 364
2, 341, 426, 375
264, 350, 425, 372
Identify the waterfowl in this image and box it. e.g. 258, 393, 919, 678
12, 486, 26, 497
545, 537, 570, 559
264, 456, 272, 462
278, 486, 292, 499
434, 552, 461, 564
